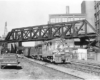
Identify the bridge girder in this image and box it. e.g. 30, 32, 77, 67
5, 20, 96, 42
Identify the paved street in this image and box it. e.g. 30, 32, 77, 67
0, 57, 81, 80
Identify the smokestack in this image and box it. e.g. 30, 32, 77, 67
66, 6, 69, 14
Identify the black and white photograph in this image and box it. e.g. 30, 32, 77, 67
0, 0, 100, 80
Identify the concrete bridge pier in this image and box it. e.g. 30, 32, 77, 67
80, 37, 89, 48
7, 41, 23, 54
7, 42, 18, 53
17, 41, 23, 54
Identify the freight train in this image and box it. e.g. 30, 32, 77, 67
23, 38, 76, 63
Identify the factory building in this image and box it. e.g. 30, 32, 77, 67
49, 1, 95, 33
49, 14, 85, 23
94, 1, 100, 61
48, 6, 86, 36
49, 1, 95, 24
49, 6, 85, 23
94, 1, 100, 33
48, 1, 97, 61
81, 1, 95, 33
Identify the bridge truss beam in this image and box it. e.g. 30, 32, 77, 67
5, 20, 96, 42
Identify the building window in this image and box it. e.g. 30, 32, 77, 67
74, 18, 79, 21
62, 18, 65, 22
95, 16, 97, 22
50, 19, 53, 23
99, 12, 100, 19
99, 4, 100, 9
62, 18, 67, 22
97, 14, 99, 20
80, 18, 84, 20
57, 18, 59, 22
70, 18, 73, 21
68, 18, 71, 22
58, 18, 60, 22
56, 18, 59, 23
97, 21, 99, 29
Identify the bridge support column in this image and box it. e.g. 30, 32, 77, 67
96, 36, 100, 47
80, 37, 89, 48
18, 41, 22, 47
18, 41, 23, 54
1, 42, 8, 54
7, 43, 18, 53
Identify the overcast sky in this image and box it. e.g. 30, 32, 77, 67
0, 0, 85, 36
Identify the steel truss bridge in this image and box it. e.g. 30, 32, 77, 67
5, 19, 96, 42
0, 19, 98, 53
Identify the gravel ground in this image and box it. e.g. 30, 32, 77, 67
0, 57, 82, 80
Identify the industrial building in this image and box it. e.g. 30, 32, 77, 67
48, 1, 100, 61
94, 1, 100, 33
49, 6, 85, 23
34, 1, 97, 48
94, 1, 100, 61
81, 1, 95, 33
49, 1, 95, 33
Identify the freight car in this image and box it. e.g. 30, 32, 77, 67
30, 44, 42, 59
23, 47, 31, 57
24, 38, 73, 63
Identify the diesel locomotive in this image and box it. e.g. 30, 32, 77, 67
23, 38, 75, 63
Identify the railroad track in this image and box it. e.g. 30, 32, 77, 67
60, 61, 100, 76
23, 56, 100, 80
27, 56, 100, 76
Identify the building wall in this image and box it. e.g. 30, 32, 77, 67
49, 14, 85, 23
49, 1, 95, 33
94, 1, 100, 33
81, 1, 95, 33
66, 6, 69, 14
49, 6, 85, 24
85, 1, 95, 26
81, 1, 86, 14
94, 1, 100, 46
